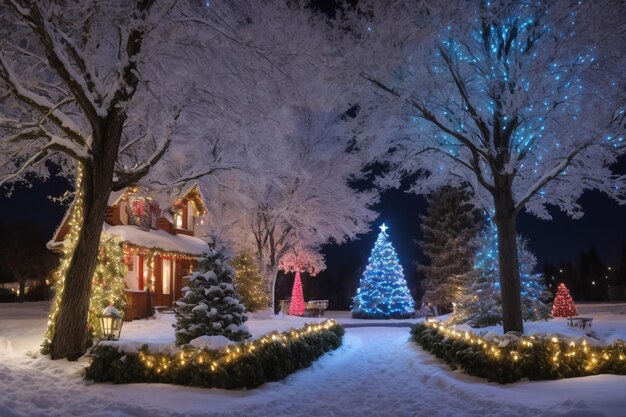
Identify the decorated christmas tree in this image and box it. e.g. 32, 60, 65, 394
174, 250, 250, 346
551, 283, 578, 317
288, 270, 306, 316
453, 224, 551, 327
232, 253, 270, 311
43, 233, 127, 353
352, 224, 415, 319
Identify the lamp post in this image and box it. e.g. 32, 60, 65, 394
100, 305, 123, 340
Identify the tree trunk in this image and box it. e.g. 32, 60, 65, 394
50, 117, 123, 360
493, 187, 524, 334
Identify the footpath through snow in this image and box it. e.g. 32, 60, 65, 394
1, 304, 626, 416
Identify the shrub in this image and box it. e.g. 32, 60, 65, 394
85, 320, 344, 389
411, 321, 626, 383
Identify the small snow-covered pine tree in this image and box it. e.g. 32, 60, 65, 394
453, 224, 551, 327
174, 251, 250, 346
419, 186, 482, 313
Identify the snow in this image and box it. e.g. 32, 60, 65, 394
189, 335, 233, 350
107, 188, 128, 206
1, 302, 626, 416
103, 224, 208, 255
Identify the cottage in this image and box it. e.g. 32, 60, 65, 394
48, 184, 209, 320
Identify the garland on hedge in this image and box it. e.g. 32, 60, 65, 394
411, 321, 626, 383
85, 320, 344, 389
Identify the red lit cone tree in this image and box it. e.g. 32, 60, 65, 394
551, 283, 578, 317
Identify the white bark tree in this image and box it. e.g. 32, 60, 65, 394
203, 107, 378, 311
0, 0, 243, 359
349, 0, 625, 333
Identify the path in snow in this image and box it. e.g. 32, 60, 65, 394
2, 327, 607, 417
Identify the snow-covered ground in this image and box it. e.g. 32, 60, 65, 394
1, 302, 626, 417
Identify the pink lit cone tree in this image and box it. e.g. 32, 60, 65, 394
280, 246, 325, 316
288, 271, 306, 316
551, 283, 578, 318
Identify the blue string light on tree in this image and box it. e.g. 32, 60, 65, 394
352, 223, 415, 319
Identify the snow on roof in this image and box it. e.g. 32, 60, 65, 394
48, 205, 73, 248
103, 224, 208, 255
107, 188, 128, 206
170, 183, 207, 216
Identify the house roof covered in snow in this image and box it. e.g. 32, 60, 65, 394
103, 224, 208, 256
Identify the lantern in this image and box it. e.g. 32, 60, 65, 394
100, 305, 123, 340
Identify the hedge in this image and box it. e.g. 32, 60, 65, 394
85, 320, 344, 389
411, 321, 626, 383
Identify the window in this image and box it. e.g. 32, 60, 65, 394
127, 196, 151, 229
174, 211, 183, 229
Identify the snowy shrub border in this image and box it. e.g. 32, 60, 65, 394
411, 321, 626, 383
85, 320, 344, 389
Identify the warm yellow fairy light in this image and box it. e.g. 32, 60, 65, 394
421, 320, 626, 375
42, 164, 85, 353
132, 320, 340, 375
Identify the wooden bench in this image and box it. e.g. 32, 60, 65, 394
304, 300, 329, 317
567, 317, 593, 329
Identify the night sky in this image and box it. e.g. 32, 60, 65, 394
4, 156, 624, 309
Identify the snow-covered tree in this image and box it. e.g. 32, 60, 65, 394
0, 0, 364, 357
353, 0, 626, 333
278, 245, 327, 277
203, 108, 377, 311
453, 224, 551, 327
0, 0, 243, 359
352, 224, 415, 319
419, 186, 482, 312
279, 245, 325, 316
174, 251, 250, 346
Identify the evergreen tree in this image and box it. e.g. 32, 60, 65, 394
618, 244, 626, 286
418, 186, 482, 313
231, 253, 270, 311
352, 224, 415, 319
88, 237, 128, 340
453, 224, 551, 327
174, 251, 250, 346
542, 262, 559, 295
579, 246, 607, 301
551, 283, 578, 317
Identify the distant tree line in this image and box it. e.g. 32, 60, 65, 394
0, 221, 58, 302
543, 246, 626, 302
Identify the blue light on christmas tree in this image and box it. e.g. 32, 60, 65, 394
352, 224, 415, 319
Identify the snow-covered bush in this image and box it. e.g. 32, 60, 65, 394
174, 251, 250, 346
